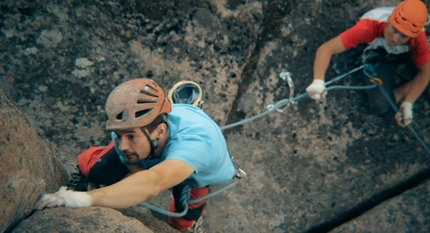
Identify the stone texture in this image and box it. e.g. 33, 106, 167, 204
205, 1, 430, 231
0, 89, 69, 233
12, 207, 154, 233
333, 180, 430, 233
0, 71, 178, 232
119, 206, 182, 233
2, 0, 430, 232
0, 0, 264, 170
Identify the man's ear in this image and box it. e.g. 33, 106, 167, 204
157, 123, 168, 137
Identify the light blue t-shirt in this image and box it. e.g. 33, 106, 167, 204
112, 104, 235, 188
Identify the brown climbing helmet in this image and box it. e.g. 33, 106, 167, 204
105, 78, 172, 131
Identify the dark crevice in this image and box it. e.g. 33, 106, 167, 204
4, 209, 37, 233
224, 0, 430, 231
224, 0, 293, 134
303, 161, 430, 233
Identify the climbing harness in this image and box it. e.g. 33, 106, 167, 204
138, 181, 239, 217
138, 169, 245, 217
138, 151, 246, 217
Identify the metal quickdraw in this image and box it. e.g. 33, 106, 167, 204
267, 71, 295, 112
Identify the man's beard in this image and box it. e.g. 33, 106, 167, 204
123, 151, 144, 165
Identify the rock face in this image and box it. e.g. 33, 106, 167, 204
0, 0, 265, 169
0, 89, 180, 232
12, 207, 154, 233
2, 0, 430, 232
0, 89, 69, 232
333, 180, 430, 233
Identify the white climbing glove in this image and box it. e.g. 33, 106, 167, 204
395, 101, 413, 127
306, 79, 326, 100
33, 186, 92, 210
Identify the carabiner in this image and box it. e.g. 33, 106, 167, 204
279, 71, 295, 104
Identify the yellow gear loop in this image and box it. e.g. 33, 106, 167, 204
369, 77, 383, 85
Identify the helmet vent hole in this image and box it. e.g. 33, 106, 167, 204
135, 109, 153, 118
140, 89, 158, 98
116, 110, 128, 121
146, 83, 157, 90
137, 99, 157, 104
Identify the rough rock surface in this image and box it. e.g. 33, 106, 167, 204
0, 89, 179, 232
12, 207, 154, 233
2, 0, 430, 232
333, 180, 430, 233
119, 206, 182, 233
0, 89, 69, 233
0, 0, 264, 170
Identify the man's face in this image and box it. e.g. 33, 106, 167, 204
115, 128, 152, 165
384, 23, 410, 47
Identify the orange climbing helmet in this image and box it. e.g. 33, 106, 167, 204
389, 0, 428, 38
105, 78, 172, 131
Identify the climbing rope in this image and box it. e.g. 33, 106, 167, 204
221, 63, 430, 156
220, 65, 367, 130
363, 63, 430, 155
138, 65, 371, 217
304, 63, 430, 233
137, 160, 244, 217
139, 63, 430, 217
138, 181, 238, 217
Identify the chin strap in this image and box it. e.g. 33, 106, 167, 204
141, 128, 159, 160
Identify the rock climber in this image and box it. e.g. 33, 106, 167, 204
34, 78, 235, 233
306, 0, 430, 127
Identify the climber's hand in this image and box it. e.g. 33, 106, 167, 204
306, 79, 326, 102
33, 186, 92, 210
395, 101, 413, 128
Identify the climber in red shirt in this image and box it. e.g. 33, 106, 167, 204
306, 0, 430, 127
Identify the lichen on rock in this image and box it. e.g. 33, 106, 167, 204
37, 29, 63, 48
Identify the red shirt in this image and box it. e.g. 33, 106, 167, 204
339, 7, 430, 67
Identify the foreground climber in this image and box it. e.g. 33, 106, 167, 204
34, 78, 235, 233
306, 0, 430, 127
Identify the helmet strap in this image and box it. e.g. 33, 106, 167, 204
141, 128, 159, 160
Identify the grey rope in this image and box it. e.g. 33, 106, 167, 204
139, 65, 372, 216
189, 181, 238, 203
138, 181, 239, 217
138, 202, 188, 218
139, 64, 430, 217
377, 84, 430, 155
363, 63, 430, 156
220, 65, 366, 130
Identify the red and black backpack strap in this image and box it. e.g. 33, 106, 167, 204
69, 141, 129, 191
